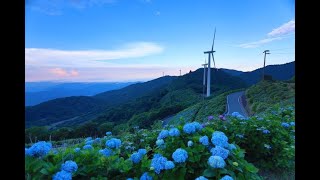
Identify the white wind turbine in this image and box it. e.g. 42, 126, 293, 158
204, 28, 217, 97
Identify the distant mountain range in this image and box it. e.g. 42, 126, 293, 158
25, 82, 136, 106
25, 61, 295, 128
25, 69, 246, 128
220, 61, 295, 85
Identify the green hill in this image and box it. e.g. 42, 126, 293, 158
245, 80, 295, 115
26, 68, 247, 128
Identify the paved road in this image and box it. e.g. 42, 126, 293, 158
226, 91, 248, 118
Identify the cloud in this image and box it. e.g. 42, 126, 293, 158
268, 20, 295, 37
25, 42, 164, 68
238, 37, 283, 48
49, 68, 79, 77
238, 19, 295, 48
26, 66, 197, 82
155, 11, 160, 16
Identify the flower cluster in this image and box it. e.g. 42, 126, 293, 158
196, 176, 208, 180
151, 154, 169, 174
231, 112, 245, 120
83, 145, 93, 150
140, 172, 153, 180
106, 138, 121, 149
53, 160, 78, 180
187, 140, 193, 147
99, 148, 113, 157
208, 155, 226, 168
172, 148, 188, 163
211, 131, 228, 148
168, 128, 180, 137
157, 130, 169, 139
106, 132, 112, 135
199, 136, 209, 146
281, 122, 290, 128
210, 146, 229, 159
74, 148, 80, 153
220, 175, 234, 180
53, 170, 72, 180
61, 160, 78, 173
130, 149, 147, 164
156, 139, 164, 147
25, 141, 52, 157
183, 122, 202, 134
262, 129, 270, 134
227, 144, 237, 151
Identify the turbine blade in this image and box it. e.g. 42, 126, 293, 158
211, 53, 216, 68
211, 28, 216, 51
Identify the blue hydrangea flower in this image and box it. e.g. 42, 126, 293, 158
156, 139, 164, 146
106, 138, 121, 149
210, 146, 229, 159
211, 131, 229, 148
262, 130, 270, 134
131, 152, 142, 164
138, 149, 147, 156
236, 134, 244, 139
157, 130, 169, 139
61, 160, 78, 173
83, 145, 93, 150
164, 161, 175, 170
187, 140, 193, 147
52, 170, 72, 180
99, 148, 113, 157
151, 154, 168, 174
85, 140, 94, 145
106, 132, 112, 135
220, 175, 234, 180
192, 122, 203, 130
25, 141, 52, 157
227, 144, 236, 151
140, 172, 153, 180
290, 122, 295, 126
85, 137, 92, 142
94, 138, 101, 143
195, 176, 208, 180
169, 128, 180, 137
183, 123, 197, 134
281, 122, 290, 128
127, 178, 133, 180
208, 156, 226, 168
172, 148, 188, 163
199, 136, 209, 146
74, 148, 80, 153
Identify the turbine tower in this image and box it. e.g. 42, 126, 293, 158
202, 59, 208, 98
204, 28, 217, 97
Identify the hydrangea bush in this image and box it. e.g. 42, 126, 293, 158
24, 105, 295, 179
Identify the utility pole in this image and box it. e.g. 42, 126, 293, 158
179, 69, 181, 76
262, 50, 270, 80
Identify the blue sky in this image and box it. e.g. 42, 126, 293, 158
25, 0, 295, 82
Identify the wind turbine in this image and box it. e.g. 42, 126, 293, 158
204, 28, 217, 97
202, 59, 208, 98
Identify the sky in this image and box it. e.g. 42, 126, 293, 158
25, 0, 295, 82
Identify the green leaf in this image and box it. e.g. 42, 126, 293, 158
203, 169, 216, 178
40, 168, 49, 175
245, 163, 259, 173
